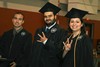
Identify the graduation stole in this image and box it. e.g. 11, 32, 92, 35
73, 33, 80, 67
67, 33, 80, 67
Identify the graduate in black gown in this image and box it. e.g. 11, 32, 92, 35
30, 2, 65, 67
59, 8, 94, 67
0, 12, 32, 67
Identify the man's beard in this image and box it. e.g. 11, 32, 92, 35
14, 25, 22, 29
45, 19, 56, 27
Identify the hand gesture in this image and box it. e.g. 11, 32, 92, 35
63, 38, 73, 51
10, 62, 16, 67
37, 32, 48, 43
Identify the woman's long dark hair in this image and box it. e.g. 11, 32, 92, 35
67, 18, 86, 35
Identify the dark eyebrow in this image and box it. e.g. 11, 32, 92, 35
13, 17, 23, 20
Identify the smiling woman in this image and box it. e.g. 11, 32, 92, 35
60, 8, 94, 67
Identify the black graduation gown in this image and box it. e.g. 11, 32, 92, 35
31, 23, 65, 67
0, 36, 1, 42
60, 33, 94, 67
0, 29, 32, 67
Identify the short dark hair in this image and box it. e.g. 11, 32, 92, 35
13, 12, 24, 20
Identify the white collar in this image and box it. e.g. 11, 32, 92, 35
46, 22, 56, 29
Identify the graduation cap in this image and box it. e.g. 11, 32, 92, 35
39, 2, 61, 15
65, 8, 88, 19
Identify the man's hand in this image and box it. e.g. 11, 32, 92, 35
37, 32, 48, 43
10, 62, 16, 67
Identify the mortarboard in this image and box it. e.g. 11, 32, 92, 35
39, 2, 61, 15
65, 8, 88, 19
